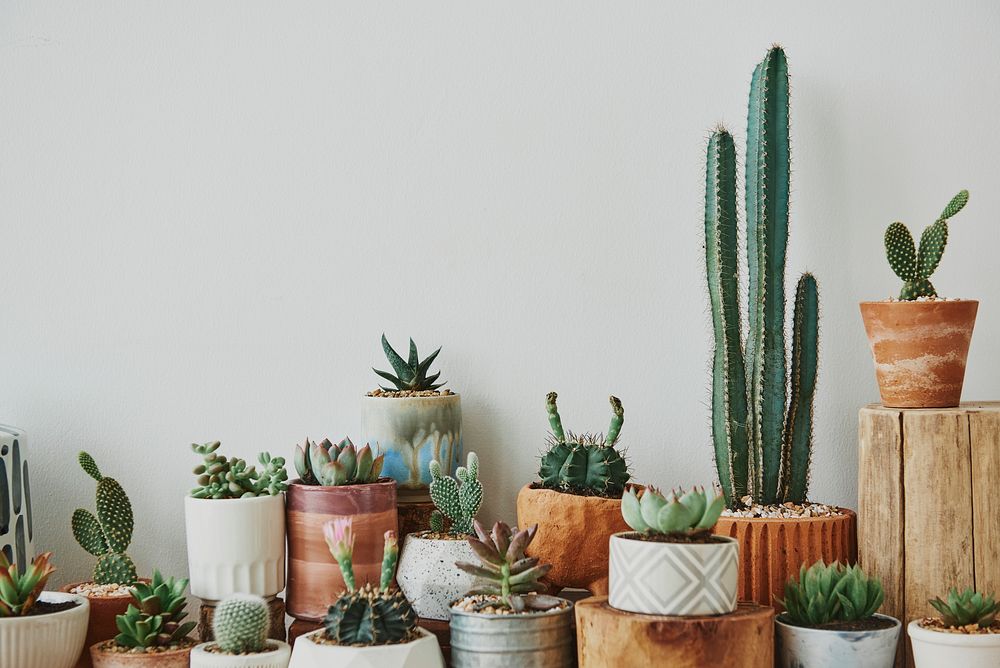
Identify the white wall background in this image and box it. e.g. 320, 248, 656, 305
2, 1, 998, 586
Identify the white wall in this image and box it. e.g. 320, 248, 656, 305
2, 1, 998, 586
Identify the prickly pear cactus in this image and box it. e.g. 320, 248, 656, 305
213, 594, 270, 654
428, 452, 482, 534
71, 452, 138, 585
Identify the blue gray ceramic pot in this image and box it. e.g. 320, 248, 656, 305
776, 613, 901, 668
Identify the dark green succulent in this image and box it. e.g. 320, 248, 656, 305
781, 560, 884, 627
930, 588, 1000, 628
373, 334, 445, 391
114, 571, 196, 649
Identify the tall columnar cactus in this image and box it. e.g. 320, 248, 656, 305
428, 451, 483, 534
213, 594, 270, 654
72, 452, 138, 585
705, 46, 819, 508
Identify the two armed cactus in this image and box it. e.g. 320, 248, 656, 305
213, 594, 271, 654
621, 486, 725, 538
929, 588, 1000, 629
294, 437, 384, 486
0, 551, 56, 617
373, 334, 446, 392
190, 442, 288, 499
705, 45, 819, 508
429, 451, 483, 534
72, 452, 138, 585
884, 190, 969, 300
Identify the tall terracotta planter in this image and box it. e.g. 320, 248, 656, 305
860, 300, 978, 408
61, 580, 149, 668
285, 479, 397, 622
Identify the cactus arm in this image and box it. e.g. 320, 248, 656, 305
884, 222, 918, 282
72, 508, 108, 557
605, 396, 624, 445
96, 478, 133, 553
916, 220, 948, 283
782, 273, 818, 503
78, 452, 103, 482
940, 190, 969, 220
545, 392, 565, 443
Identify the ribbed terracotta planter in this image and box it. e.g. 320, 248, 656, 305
89, 641, 194, 668
713, 509, 857, 608
61, 580, 150, 668
285, 478, 397, 622
860, 300, 978, 408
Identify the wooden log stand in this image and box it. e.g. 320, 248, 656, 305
398, 500, 436, 537
859, 402, 1000, 668
198, 596, 287, 643
575, 597, 773, 667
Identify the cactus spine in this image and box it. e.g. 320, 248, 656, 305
213, 594, 270, 654
72, 452, 138, 585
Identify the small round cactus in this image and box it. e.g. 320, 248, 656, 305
213, 594, 270, 654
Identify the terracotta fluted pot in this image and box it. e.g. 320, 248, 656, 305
285, 478, 397, 622
713, 509, 857, 609
61, 580, 150, 668
89, 641, 194, 668
515, 484, 632, 595
860, 300, 978, 408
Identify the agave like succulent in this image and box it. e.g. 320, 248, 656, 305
930, 588, 1000, 628
373, 334, 445, 392
621, 486, 725, 537
0, 552, 56, 617
294, 437, 384, 486
781, 560, 884, 627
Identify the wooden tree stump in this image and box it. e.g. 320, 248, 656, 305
575, 597, 773, 667
288, 619, 321, 646
198, 596, 286, 642
397, 500, 436, 537
859, 403, 1000, 668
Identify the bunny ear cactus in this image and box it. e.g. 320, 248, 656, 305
929, 588, 1000, 629
621, 487, 725, 538
0, 551, 56, 617
294, 437, 385, 486
428, 451, 483, 534
213, 594, 270, 654
373, 334, 445, 392
72, 451, 138, 585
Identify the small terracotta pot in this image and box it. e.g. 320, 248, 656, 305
515, 484, 632, 595
713, 509, 857, 609
89, 641, 194, 668
285, 478, 397, 622
860, 300, 978, 408
61, 580, 150, 668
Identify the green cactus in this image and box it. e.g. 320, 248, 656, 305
929, 588, 1000, 628
213, 594, 270, 653
538, 393, 630, 496
190, 442, 289, 499
114, 571, 196, 649
884, 190, 969, 300
373, 334, 446, 392
71, 452, 138, 585
428, 451, 483, 534
294, 437, 385, 486
621, 487, 725, 537
704, 46, 819, 508
780, 560, 884, 626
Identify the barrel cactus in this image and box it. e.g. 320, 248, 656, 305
213, 594, 270, 653
373, 334, 446, 391
190, 442, 288, 499
294, 437, 385, 486
621, 486, 725, 538
71, 452, 138, 585
428, 451, 483, 534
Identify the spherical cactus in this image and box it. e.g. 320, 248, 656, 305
323, 584, 417, 645
213, 594, 270, 654
539, 440, 630, 495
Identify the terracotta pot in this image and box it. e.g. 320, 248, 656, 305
0, 591, 89, 668
61, 580, 150, 668
860, 300, 978, 408
713, 508, 857, 608
285, 479, 397, 622
89, 641, 194, 668
515, 484, 631, 595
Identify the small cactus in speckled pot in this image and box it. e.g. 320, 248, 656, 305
71, 452, 138, 585
213, 594, 270, 653
429, 451, 482, 534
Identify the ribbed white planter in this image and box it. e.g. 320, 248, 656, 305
191, 640, 291, 668
909, 619, 1000, 667
0, 591, 89, 668
288, 627, 444, 668
776, 614, 901, 668
608, 533, 738, 616
396, 533, 480, 621
185, 494, 286, 602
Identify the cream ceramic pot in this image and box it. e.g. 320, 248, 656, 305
288, 627, 444, 668
191, 640, 291, 668
0, 591, 89, 668
909, 619, 1000, 667
776, 614, 901, 668
396, 533, 481, 620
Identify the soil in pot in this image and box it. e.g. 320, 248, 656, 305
917, 617, 1000, 635
90, 639, 196, 668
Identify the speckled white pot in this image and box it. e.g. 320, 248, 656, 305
288, 627, 444, 668
191, 640, 291, 668
909, 619, 1000, 667
0, 591, 89, 668
776, 614, 901, 668
396, 533, 480, 621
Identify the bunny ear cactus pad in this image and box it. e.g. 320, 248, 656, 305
428, 451, 483, 534
72, 451, 138, 585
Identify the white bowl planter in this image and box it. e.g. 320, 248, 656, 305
0, 591, 89, 668
909, 619, 1000, 667
185, 494, 286, 602
288, 627, 444, 668
608, 532, 738, 616
191, 640, 291, 668
776, 614, 901, 668
396, 533, 480, 621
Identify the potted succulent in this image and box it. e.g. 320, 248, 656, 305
89, 571, 197, 667
0, 552, 89, 668
860, 190, 977, 408
450, 520, 574, 667
703, 45, 856, 607
609, 486, 736, 616
184, 442, 288, 602
361, 335, 462, 505
908, 588, 1000, 667
191, 594, 291, 667
0, 425, 34, 572
775, 560, 900, 668
289, 520, 444, 668
515, 392, 632, 595
397, 451, 484, 620
286, 436, 397, 622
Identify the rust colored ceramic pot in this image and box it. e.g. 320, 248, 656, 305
61, 580, 150, 668
713, 509, 857, 609
89, 641, 194, 668
515, 483, 632, 595
860, 300, 978, 408
285, 478, 398, 622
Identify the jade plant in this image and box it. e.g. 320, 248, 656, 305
621, 486, 725, 538
0, 551, 56, 617
113, 571, 196, 649
213, 594, 271, 653
428, 451, 483, 534
929, 588, 1000, 629
538, 392, 630, 496
294, 437, 385, 486
781, 560, 884, 627
705, 45, 819, 508
190, 442, 289, 499
373, 334, 445, 392
884, 190, 969, 300
71, 451, 138, 585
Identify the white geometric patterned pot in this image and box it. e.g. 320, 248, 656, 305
396, 533, 480, 621
908, 619, 1000, 668
776, 614, 901, 668
288, 627, 444, 668
0, 425, 34, 571
608, 532, 738, 616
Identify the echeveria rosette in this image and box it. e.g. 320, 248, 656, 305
929, 588, 1000, 629
780, 560, 884, 627
621, 486, 725, 538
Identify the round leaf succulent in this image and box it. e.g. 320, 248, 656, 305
294, 437, 385, 486
621, 486, 724, 537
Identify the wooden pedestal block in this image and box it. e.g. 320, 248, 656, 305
859, 403, 1000, 668
575, 597, 773, 667
198, 596, 286, 642
398, 500, 436, 537
288, 619, 321, 646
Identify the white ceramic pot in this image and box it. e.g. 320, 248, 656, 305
608, 532, 738, 616
0, 591, 89, 668
185, 494, 286, 602
288, 627, 444, 668
776, 614, 901, 668
909, 619, 1000, 667
396, 533, 480, 621
191, 640, 291, 668
0, 425, 34, 569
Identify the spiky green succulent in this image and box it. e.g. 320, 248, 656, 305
373, 334, 445, 392
885, 190, 969, 300
0, 552, 56, 617
190, 442, 289, 499
781, 560, 884, 627
114, 571, 196, 649
929, 588, 1000, 629
213, 594, 270, 654
621, 486, 725, 537
429, 451, 483, 534
294, 437, 385, 486
71, 452, 138, 585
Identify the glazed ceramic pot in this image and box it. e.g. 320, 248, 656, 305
776, 614, 901, 667
190, 640, 291, 667
288, 627, 444, 668
515, 484, 631, 595
608, 533, 738, 616
185, 494, 285, 602
61, 580, 150, 668
0, 425, 34, 570
361, 394, 462, 503
286, 479, 397, 621
908, 619, 1000, 667
89, 641, 194, 668
860, 300, 978, 408
0, 591, 89, 668
450, 601, 575, 668
396, 533, 480, 620
713, 508, 857, 608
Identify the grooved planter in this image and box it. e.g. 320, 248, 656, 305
190, 640, 291, 668
449, 601, 575, 668
61, 579, 151, 668
396, 533, 480, 621
0, 591, 89, 668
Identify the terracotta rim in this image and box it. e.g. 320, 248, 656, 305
60, 579, 148, 596
518, 483, 628, 504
